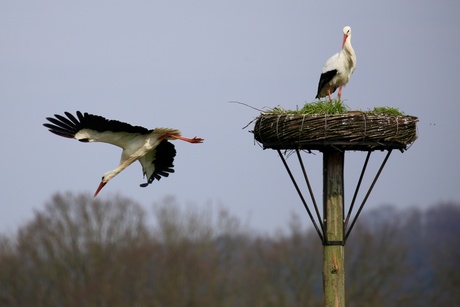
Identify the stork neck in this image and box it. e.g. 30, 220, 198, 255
342, 37, 354, 56
104, 156, 138, 183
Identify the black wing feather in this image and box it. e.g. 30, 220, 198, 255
43, 124, 76, 138
44, 111, 152, 139
65, 111, 81, 126
315, 69, 338, 98
140, 141, 177, 188
46, 116, 75, 133
54, 114, 78, 129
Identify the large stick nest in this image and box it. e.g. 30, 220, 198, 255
253, 111, 418, 151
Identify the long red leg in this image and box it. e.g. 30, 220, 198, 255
164, 134, 203, 143
327, 86, 332, 101
338, 86, 343, 101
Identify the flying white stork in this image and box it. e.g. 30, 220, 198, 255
44, 111, 203, 197
316, 26, 356, 101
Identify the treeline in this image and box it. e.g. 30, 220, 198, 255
0, 192, 459, 306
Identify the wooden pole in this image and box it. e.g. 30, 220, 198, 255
322, 149, 345, 307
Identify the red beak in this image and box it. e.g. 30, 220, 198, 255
342, 34, 348, 49
94, 181, 107, 198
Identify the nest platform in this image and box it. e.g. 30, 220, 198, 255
253, 111, 418, 151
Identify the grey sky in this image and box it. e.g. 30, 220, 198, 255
1, 1, 459, 234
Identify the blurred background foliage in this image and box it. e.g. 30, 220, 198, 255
0, 192, 458, 306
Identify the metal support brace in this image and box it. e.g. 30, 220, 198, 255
277, 149, 324, 242
276, 148, 394, 245
345, 149, 393, 241
345, 151, 371, 228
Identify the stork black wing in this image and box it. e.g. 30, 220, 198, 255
44, 111, 151, 139
140, 140, 177, 187
315, 69, 338, 99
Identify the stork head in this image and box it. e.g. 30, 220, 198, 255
342, 26, 352, 48
94, 171, 117, 197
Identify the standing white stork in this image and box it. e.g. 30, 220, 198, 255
316, 26, 356, 101
44, 111, 203, 197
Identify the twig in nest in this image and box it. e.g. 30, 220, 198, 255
228, 101, 264, 112
242, 118, 258, 130
228, 101, 265, 130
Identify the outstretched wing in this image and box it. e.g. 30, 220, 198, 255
44, 111, 151, 148
138, 140, 177, 187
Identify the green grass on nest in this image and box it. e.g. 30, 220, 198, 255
265, 100, 404, 116
367, 106, 404, 115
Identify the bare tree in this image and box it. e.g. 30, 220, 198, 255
2, 193, 460, 306
0, 192, 150, 306
424, 203, 460, 305
346, 206, 410, 307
